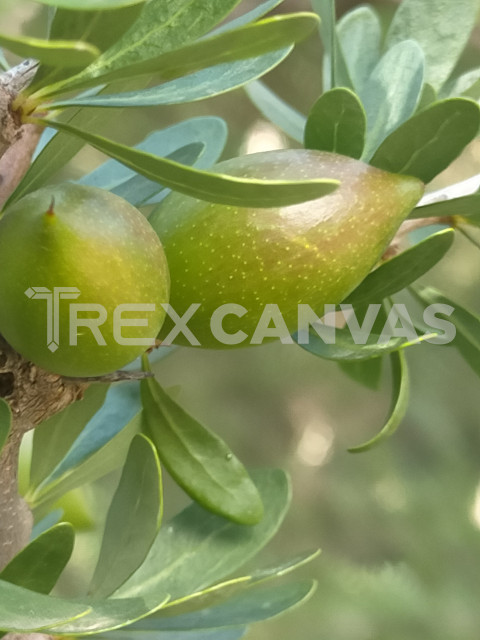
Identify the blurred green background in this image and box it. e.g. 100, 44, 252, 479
5, 1, 480, 638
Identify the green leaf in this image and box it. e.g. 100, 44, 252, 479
30, 385, 108, 490
46, 5, 144, 51
89, 435, 162, 598
348, 351, 410, 453
337, 5, 381, 96
386, 0, 480, 91
137, 580, 316, 631
33, 3, 145, 87
345, 229, 455, 306
38, 383, 141, 488
0, 523, 74, 595
47, 595, 170, 635
0, 580, 90, 632
338, 358, 384, 391
140, 362, 263, 525
415, 83, 437, 113
311, 0, 336, 91
304, 88, 366, 158
105, 144, 204, 207
295, 326, 426, 362
244, 80, 306, 143
40, 118, 339, 208
115, 469, 290, 602
143, 551, 319, 624
32, 0, 147, 9
45, 49, 291, 109
0, 398, 11, 455
79, 117, 227, 207
5, 76, 152, 207
31, 510, 63, 539
444, 67, 480, 100
411, 194, 480, 219
69, 0, 243, 81
370, 98, 480, 183
211, 0, 285, 35
361, 40, 424, 159
35, 12, 317, 97
31, 413, 140, 516
0, 32, 99, 67
412, 287, 480, 377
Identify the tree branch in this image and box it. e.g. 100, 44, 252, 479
0, 337, 87, 571
0, 60, 38, 161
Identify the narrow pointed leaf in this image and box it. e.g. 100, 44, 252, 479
295, 327, 427, 362
115, 469, 290, 602
46, 4, 144, 51
36, 14, 320, 98
0, 523, 74, 594
304, 87, 366, 158
345, 229, 455, 306
33, 3, 145, 87
370, 99, 480, 183
362, 40, 424, 159
444, 67, 480, 100
141, 580, 316, 631
32, 414, 140, 515
311, 0, 337, 91
30, 385, 108, 490
0, 33, 99, 67
416, 83, 437, 112
386, 0, 480, 90
46, 49, 290, 110
39, 382, 141, 487
144, 551, 320, 622
71, 0, 243, 77
140, 363, 263, 525
40, 118, 339, 207
412, 287, 480, 378
245, 80, 306, 143
337, 6, 381, 95
47, 595, 170, 635
89, 435, 162, 598
31, 510, 63, 540
79, 117, 227, 207
0, 580, 90, 632
349, 350, 409, 452
0, 398, 11, 455
211, 0, 285, 35
107, 144, 204, 207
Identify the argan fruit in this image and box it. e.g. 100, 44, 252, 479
0, 184, 169, 376
150, 150, 423, 347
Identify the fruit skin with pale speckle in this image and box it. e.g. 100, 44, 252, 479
150, 150, 424, 347
0, 184, 170, 377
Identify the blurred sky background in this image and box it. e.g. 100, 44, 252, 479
4, 1, 480, 638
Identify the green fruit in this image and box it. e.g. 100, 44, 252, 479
150, 150, 424, 347
0, 184, 169, 377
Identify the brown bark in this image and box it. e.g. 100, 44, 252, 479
0, 60, 83, 640
0, 337, 86, 571
0, 123, 42, 209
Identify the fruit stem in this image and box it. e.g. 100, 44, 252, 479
383, 215, 455, 260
